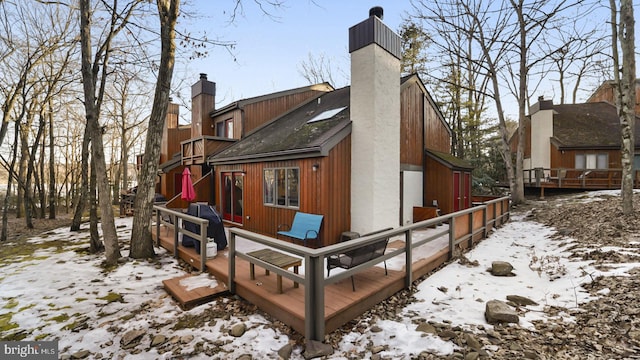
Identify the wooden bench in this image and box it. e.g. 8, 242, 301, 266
326, 228, 392, 291
277, 212, 323, 244
247, 249, 302, 294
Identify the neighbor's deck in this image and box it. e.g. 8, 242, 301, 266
154, 228, 449, 336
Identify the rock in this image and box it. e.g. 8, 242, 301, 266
120, 329, 146, 347
465, 333, 482, 350
523, 350, 539, 359
370, 325, 383, 333
236, 355, 252, 360
465, 352, 479, 360
151, 335, 167, 347
485, 300, 519, 324
180, 334, 194, 344
371, 345, 385, 354
277, 343, 293, 359
230, 323, 247, 337
506, 295, 539, 306
490, 261, 514, 276
71, 350, 90, 359
416, 322, 437, 334
303, 340, 333, 359
438, 329, 457, 340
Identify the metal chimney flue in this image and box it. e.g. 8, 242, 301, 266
369, 6, 383, 20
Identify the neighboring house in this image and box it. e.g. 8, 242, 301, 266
511, 92, 640, 190
159, 8, 473, 246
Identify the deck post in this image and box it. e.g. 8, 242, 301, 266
404, 229, 413, 288
468, 211, 474, 248
304, 254, 325, 341
173, 216, 179, 258
228, 232, 236, 294
448, 219, 455, 260
482, 206, 488, 238
155, 211, 160, 246
200, 222, 207, 272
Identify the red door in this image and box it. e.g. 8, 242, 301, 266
221, 172, 243, 224
453, 171, 461, 212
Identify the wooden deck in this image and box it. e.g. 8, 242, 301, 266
155, 229, 450, 336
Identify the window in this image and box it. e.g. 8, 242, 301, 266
575, 153, 608, 169
263, 167, 299, 208
216, 118, 233, 138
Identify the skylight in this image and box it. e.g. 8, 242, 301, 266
307, 106, 347, 123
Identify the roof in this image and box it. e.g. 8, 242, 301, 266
550, 102, 640, 149
426, 150, 474, 170
210, 82, 334, 118
208, 87, 352, 165
159, 152, 182, 173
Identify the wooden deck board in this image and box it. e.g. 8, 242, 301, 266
162, 275, 228, 309
155, 226, 453, 336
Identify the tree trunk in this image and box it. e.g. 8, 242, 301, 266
130, 0, 179, 259
618, 0, 636, 214
1, 121, 20, 241
89, 157, 104, 253
79, 0, 121, 265
48, 100, 56, 219
71, 125, 90, 231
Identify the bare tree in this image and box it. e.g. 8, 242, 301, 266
129, 0, 180, 259
610, 0, 636, 214
78, 0, 145, 264
298, 52, 341, 87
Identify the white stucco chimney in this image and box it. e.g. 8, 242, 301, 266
349, 7, 402, 234
529, 96, 555, 169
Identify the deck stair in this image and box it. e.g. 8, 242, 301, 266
162, 274, 228, 309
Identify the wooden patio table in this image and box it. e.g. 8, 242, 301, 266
247, 249, 302, 294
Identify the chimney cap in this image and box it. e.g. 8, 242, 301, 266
369, 6, 383, 20
199, 73, 207, 80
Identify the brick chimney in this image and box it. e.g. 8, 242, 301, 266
349, 7, 402, 234
191, 73, 216, 138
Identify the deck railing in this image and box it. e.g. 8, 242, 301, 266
152, 197, 509, 340
153, 207, 210, 271
524, 167, 640, 189
225, 196, 510, 341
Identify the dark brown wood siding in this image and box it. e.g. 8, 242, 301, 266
424, 99, 450, 153
400, 81, 425, 167
551, 147, 621, 169
213, 136, 352, 247
425, 157, 453, 214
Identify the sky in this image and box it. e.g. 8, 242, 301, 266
2, 190, 639, 359
170, 0, 639, 125
172, 1, 414, 119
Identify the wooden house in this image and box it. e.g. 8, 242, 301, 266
198, 10, 472, 247
511, 94, 640, 190
157, 76, 333, 205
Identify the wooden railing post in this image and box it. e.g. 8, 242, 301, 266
228, 232, 236, 294
448, 218, 455, 260
305, 254, 325, 341
172, 215, 179, 257
404, 229, 413, 288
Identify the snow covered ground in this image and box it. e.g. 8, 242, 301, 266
0, 191, 637, 359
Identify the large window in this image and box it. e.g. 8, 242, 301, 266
263, 167, 299, 208
575, 153, 608, 169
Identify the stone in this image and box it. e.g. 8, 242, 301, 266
230, 323, 247, 337
236, 355, 252, 360
506, 295, 538, 306
464, 352, 479, 360
120, 329, 146, 347
490, 261, 514, 276
151, 335, 167, 347
438, 329, 457, 340
371, 345, 385, 354
464, 333, 482, 350
277, 343, 292, 359
370, 325, 383, 333
416, 322, 437, 334
180, 334, 194, 344
485, 300, 519, 324
71, 350, 90, 359
303, 340, 333, 359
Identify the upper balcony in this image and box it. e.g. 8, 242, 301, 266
181, 136, 236, 166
